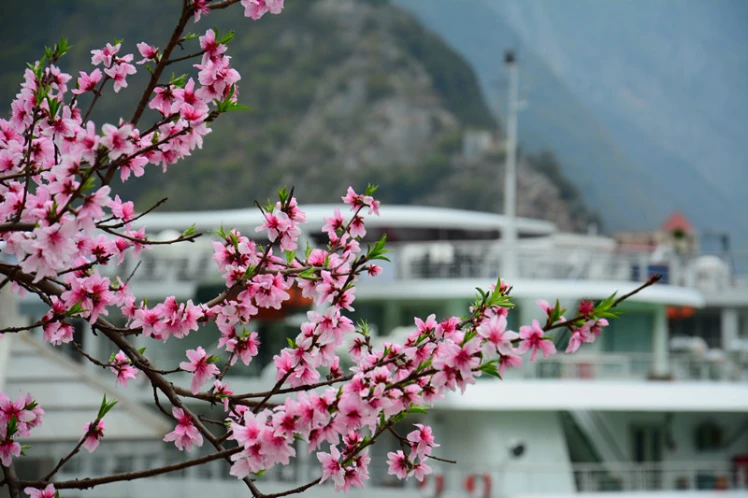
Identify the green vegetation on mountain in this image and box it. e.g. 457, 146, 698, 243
1, 0, 597, 231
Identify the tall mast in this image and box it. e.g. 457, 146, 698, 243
502, 50, 519, 279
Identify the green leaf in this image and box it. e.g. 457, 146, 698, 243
364, 183, 379, 196
184, 32, 199, 41
57, 36, 72, 57
46, 95, 61, 118
182, 224, 197, 238
285, 250, 296, 265
486, 280, 514, 309
408, 406, 428, 415
138, 347, 147, 355
356, 319, 371, 336
277, 186, 289, 204
207, 355, 221, 364
81, 175, 96, 192
7, 417, 18, 437
225, 102, 250, 112
65, 301, 87, 317
297, 267, 316, 280
596, 292, 618, 312
218, 30, 235, 45
170, 73, 188, 89
242, 265, 257, 279
286, 337, 297, 348
366, 234, 391, 261
479, 361, 502, 379
98, 394, 118, 419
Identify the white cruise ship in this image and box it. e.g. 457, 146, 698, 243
2, 204, 747, 498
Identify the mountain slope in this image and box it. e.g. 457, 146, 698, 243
395, 0, 748, 247
394, 0, 664, 231
0, 0, 596, 231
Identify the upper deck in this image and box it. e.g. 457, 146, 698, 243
116, 204, 743, 301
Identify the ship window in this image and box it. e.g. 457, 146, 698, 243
668, 310, 721, 348
603, 312, 654, 354
631, 425, 663, 464
695, 421, 723, 451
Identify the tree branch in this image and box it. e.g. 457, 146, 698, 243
23, 447, 241, 490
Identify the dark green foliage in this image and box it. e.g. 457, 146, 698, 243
0, 0, 592, 232
390, 17, 496, 129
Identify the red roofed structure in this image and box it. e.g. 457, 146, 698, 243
661, 210, 695, 234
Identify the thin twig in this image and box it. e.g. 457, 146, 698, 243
23, 447, 241, 490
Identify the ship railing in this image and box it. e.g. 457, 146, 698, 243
569, 461, 748, 493
54, 454, 748, 494
89, 237, 748, 292
514, 352, 747, 382
390, 241, 747, 287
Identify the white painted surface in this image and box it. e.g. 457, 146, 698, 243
438, 381, 748, 412
133, 204, 556, 236
4, 335, 170, 442
355, 278, 705, 307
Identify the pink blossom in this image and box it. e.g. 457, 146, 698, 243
565, 327, 587, 354
104, 56, 137, 93
91, 43, 120, 67
386, 450, 409, 480
0, 438, 21, 466
407, 423, 438, 459
82, 419, 105, 452
214, 380, 234, 411
72, 69, 103, 95
321, 208, 344, 238
163, 407, 203, 451
412, 461, 432, 481
110, 351, 139, 387
100, 123, 135, 160
136, 42, 159, 64
199, 29, 227, 62
537, 299, 552, 315
476, 315, 519, 359
24, 484, 56, 498
578, 300, 595, 317
517, 319, 557, 362
497, 352, 523, 376
585, 318, 609, 343
318, 445, 345, 488
341, 186, 380, 215
193, 0, 210, 22
367, 264, 382, 277
179, 346, 220, 394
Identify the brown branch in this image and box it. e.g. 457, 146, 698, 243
24, 447, 241, 490
165, 50, 207, 65
42, 436, 87, 482
542, 274, 662, 332
1, 464, 20, 498
97, 197, 168, 230
130, 4, 192, 126
208, 0, 242, 10
99, 225, 202, 245
81, 75, 111, 123
0, 223, 35, 233
94, 323, 265, 497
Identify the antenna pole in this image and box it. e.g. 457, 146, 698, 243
502, 50, 519, 279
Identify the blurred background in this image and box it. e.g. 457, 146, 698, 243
2, 1, 748, 497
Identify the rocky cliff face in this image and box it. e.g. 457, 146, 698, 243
1, 0, 597, 231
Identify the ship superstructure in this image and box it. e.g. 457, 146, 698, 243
2, 205, 747, 498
